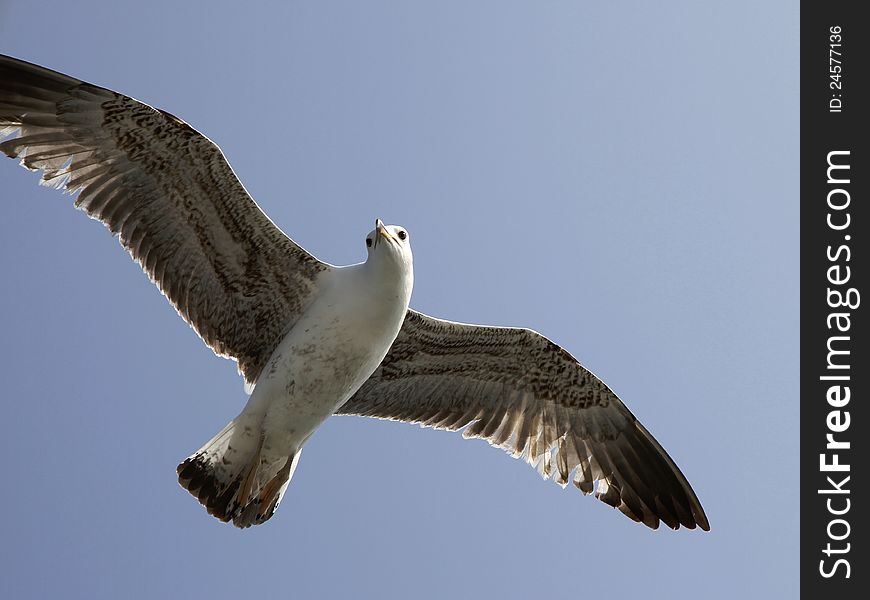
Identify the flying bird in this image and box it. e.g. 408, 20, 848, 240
0, 54, 709, 531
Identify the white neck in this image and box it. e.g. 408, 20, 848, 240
362, 253, 414, 309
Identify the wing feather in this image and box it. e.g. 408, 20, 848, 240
340, 309, 710, 531
0, 54, 330, 385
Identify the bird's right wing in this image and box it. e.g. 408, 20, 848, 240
0, 54, 330, 386
339, 309, 710, 531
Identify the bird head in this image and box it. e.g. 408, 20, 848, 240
365, 218, 413, 268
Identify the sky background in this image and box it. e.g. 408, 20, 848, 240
0, 2, 798, 598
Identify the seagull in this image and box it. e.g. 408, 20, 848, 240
0, 54, 709, 531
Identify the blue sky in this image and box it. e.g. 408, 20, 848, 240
0, 1, 798, 598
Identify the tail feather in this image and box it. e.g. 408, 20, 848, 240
233, 453, 300, 527
177, 418, 300, 528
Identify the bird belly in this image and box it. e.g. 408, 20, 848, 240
249, 275, 408, 452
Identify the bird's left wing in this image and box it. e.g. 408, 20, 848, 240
0, 54, 330, 387
338, 309, 710, 531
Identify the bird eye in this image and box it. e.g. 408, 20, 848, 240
397, 230, 407, 241
366, 238, 372, 248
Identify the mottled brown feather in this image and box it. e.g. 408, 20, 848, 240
0, 54, 330, 384
341, 310, 710, 531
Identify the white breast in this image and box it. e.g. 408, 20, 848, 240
246, 259, 413, 452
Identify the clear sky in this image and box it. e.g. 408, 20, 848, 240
0, 1, 798, 598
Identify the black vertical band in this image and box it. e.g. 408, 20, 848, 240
801, 4, 867, 596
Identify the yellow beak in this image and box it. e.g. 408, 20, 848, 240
376, 218, 394, 246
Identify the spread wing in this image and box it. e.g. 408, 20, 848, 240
339, 310, 710, 531
0, 54, 330, 385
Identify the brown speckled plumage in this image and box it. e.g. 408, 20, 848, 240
340, 310, 710, 531
0, 55, 329, 385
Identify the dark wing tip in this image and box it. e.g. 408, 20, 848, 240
0, 54, 85, 109
599, 421, 710, 532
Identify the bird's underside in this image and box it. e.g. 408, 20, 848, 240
0, 53, 709, 532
